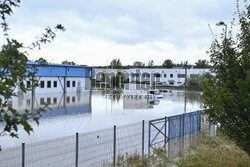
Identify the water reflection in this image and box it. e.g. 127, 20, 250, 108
0, 89, 204, 148
123, 98, 155, 109
12, 91, 91, 118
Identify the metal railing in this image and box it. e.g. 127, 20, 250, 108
0, 110, 208, 167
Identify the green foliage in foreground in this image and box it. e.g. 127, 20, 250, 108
0, 0, 64, 140
111, 130, 250, 167
202, 1, 250, 154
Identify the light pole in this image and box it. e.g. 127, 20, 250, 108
216, 21, 227, 43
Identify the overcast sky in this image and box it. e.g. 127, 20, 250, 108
0, 0, 245, 66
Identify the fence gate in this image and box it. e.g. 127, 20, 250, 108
148, 117, 168, 149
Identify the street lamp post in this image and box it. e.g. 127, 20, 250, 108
216, 21, 227, 43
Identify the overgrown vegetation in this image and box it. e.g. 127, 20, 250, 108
177, 131, 250, 167
202, 0, 250, 154
111, 130, 250, 167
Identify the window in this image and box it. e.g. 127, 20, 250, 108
47, 81, 51, 88
72, 81, 76, 87
27, 81, 31, 88
142, 73, 150, 77
47, 97, 51, 104
154, 74, 161, 77
72, 96, 75, 103
67, 81, 70, 87
169, 81, 174, 85
40, 98, 45, 105
177, 74, 185, 78
164, 74, 167, 78
54, 81, 57, 88
53, 98, 57, 104
132, 73, 140, 77
177, 82, 182, 84
67, 96, 70, 103
40, 81, 44, 88
170, 74, 173, 78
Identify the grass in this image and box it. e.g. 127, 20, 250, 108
112, 130, 250, 167
176, 131, 250, 167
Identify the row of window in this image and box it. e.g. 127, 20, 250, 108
26, 80, 77, 88
132, 73, 180, 78
39, 80, 76, 88
26, 96, 77, 107
133, 73, 199, 78
38, 96, 76, 105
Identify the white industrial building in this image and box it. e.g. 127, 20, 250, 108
93, 68, 211, 87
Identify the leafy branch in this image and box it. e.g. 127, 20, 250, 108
0, 0, 65, 144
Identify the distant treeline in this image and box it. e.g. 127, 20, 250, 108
93, 59, 211, 69
33, 58, 211, 69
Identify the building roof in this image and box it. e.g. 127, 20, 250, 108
27, 61, 92, 69
27, 61, 92, 77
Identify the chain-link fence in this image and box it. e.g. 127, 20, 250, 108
0, 110, 209, 167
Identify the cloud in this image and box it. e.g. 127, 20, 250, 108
0, 0, 243, 66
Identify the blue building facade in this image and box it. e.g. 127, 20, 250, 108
15, 62, 92, 93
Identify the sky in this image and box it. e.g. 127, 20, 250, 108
0, 0, 246, 66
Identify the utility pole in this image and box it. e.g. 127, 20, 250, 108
184, 61, 188, 114
183, 61, 188, 137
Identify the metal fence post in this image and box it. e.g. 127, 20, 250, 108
142, 120, 145, 158
164, 116, 167, 145
113, 125, 116, 166
75, 133, 79, 167
196, 111, 198, 131
148, 121, 151, 156
200, 111, 202, 130
22, 143, 25, 167
190, 113, 192, 133
168, 117, 171, 139
182, 114, 185, 136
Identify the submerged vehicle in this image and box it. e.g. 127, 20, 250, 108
148, 90, 163, 99
159, 89, 173, 94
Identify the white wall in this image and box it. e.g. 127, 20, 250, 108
13, 76, 91, 94
93, 68, 211, 87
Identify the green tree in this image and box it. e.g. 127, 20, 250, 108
133, 61, 145, 67
202, 1, 250, 154
35, 57, 48, 64
62, 60, 76, 65
0, 0, 65, 139
110, 59, 122, 68
147, 60, 154, 67
185, 73, 211, 90
194, 59, 210, 68
162, 59, 173, 68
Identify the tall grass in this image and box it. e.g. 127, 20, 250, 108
177, 131, 250, 167
111, 130, 250, 167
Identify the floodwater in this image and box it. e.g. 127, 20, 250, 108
0, 89, 203, 148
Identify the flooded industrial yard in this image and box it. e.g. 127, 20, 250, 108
0, 89, 203, 148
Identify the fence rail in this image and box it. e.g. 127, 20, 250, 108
0, 110, 209, 167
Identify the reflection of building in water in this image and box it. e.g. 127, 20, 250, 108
11, 91, 91, 117
123, 97, 159, 109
